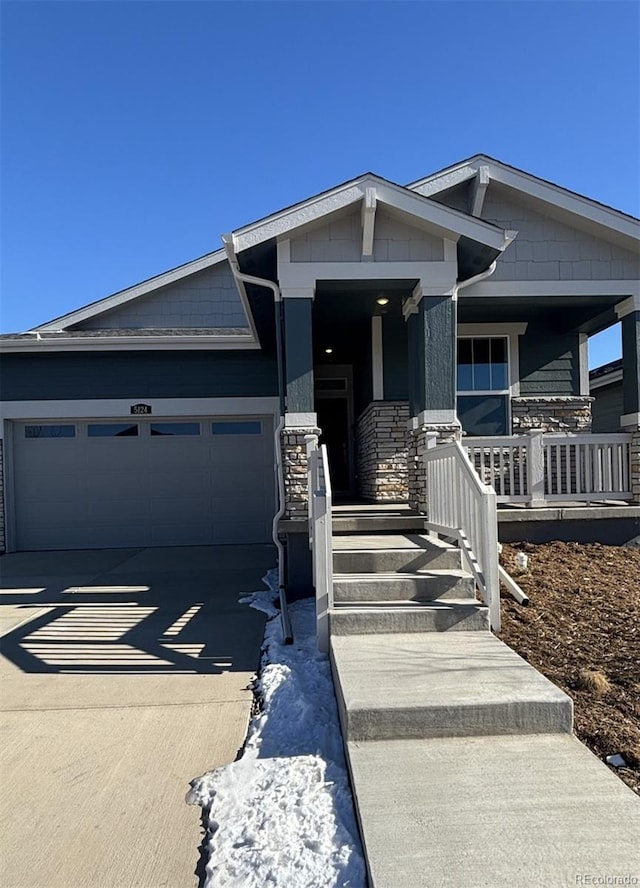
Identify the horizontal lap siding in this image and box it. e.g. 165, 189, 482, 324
0, 351, 278, 400
518, 325, 580, 395
591, 382, 624, 433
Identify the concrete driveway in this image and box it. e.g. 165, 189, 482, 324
0, 544, 275, 888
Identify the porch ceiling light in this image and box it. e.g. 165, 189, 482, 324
376, 297, 389, 306
325, 347, 333, 354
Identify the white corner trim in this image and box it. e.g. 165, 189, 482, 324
284, 412, 318, 429
372, 316, 384, 400
443, 239, 457, 262
35, 250, 229, 332
578, 334, 590, 396
457, 323, 528, 336
0, 397, 280, 425
620, 412, 640, 429
361, 187, 377, 259
615, 294, 640, 319
470, 166, 490, 217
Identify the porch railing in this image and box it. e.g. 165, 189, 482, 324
423, 438, 500, 632
464, 431, 632, 506
306, 435, 333, 654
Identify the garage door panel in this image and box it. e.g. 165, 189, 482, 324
12, 416, 275, 550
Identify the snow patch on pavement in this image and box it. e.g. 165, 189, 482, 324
190, 573, 366, 887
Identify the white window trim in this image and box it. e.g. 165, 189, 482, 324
456, 330, 519, 435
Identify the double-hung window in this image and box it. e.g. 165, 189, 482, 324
457, 337, 510, 436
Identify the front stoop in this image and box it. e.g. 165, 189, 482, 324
328, 518, 640, 886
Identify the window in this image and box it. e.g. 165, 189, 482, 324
25, 425, 75, 438
88, 423, 139, 437
457, 337, 510, 436
150, 423, 200, 436
211, 420, 261, 435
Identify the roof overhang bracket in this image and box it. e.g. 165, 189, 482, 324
361, 187, 377, 259
470, 166, 490, 217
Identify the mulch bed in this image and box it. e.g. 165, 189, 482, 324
497, 541, 640, 796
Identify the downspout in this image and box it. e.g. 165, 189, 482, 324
454, 260, 497, 295
222, 235, 293, 644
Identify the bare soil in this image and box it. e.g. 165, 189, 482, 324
498, 541, 640, 796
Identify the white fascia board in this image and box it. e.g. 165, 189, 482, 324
35, 250, 229, 332
0, 397, 280, 424
373, 181, 509, 251
0, 335, 259, 353
233, 183, 367, 253
280, 260, 457, 292
409, 164, 479, 197
459, 280, 640, 299
412, 156, 640, 248
234, 174, 510, 255
590, 369, 623, 391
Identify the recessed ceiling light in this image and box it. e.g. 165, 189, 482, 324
325, 347, 333, 354
377, 297, 389, 306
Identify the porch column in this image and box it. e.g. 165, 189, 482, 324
405, 283, 461, 514
281, 292, 319, 521
617, 299, 640, 503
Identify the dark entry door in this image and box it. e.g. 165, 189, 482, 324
314, 365, 354, 495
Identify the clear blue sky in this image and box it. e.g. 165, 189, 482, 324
2, 1, 638, 367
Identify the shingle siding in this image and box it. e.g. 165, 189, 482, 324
0, 351, 278, 400
290, 209, 444, 263
480, 185, 639, 282
76, 262, 249, 330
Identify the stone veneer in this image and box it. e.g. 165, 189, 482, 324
511, 396, 593, 433
407, 422, 461, 515
356, 402, 409, 502
281, 427, 320, 520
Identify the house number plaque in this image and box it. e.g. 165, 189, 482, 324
130, 403, 152, 415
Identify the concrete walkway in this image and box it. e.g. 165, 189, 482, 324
0, 545, 275, 888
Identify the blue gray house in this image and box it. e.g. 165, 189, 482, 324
1, 155, 639, 589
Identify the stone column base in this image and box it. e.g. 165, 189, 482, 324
356, 401, 409, 501
407, 419, 461, 514
282, 426, 320, 520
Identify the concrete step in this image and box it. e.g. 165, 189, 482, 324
330, 631, 572, 741
333, 570, 475, 602
347, 734, 640, 888
332, 516, 427, 533
330, 600, 488, 635
332, 534, 461, 572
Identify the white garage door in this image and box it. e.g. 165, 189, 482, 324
12, 417, 275, 550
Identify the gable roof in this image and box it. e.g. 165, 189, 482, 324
409, 154, 640, 251
229, 171, 512, 254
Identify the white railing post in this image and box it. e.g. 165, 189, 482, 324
480, 485, 500, 632
305, 433, 319, 548
527, 429, 546, 507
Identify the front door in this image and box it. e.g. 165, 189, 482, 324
314, 365, 354, 495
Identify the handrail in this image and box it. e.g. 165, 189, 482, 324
306, 437, 333, 653
424, 439, 500, 631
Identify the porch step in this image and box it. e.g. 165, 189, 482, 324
333, 570, 475, 602
329, 600, 488, 635
332, 515, 427, 533
333, 534, 461, 572
330, 631, 573, 742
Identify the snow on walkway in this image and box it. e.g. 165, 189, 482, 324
188, 572, 366, 888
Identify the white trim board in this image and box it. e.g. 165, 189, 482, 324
0, 334, 259, 354
372, 316, 384, 400
0, 397, 280, 428
460, 280, 640, 299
